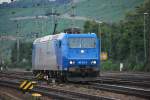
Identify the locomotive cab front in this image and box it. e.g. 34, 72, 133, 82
63, 33, 100, 81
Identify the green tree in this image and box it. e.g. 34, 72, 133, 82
83, 0, 150, 71
11, 41, 32, 68
83, 20, 99, 36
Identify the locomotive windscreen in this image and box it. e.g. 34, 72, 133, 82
68, 38, 96, 48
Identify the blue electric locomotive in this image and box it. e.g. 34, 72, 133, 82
32, 33, 100, 81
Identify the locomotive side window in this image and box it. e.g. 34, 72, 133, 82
68, 38, 96, 48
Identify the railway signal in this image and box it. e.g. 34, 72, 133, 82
101, 52, 108, 61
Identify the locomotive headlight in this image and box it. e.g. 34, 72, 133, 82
70, 61, 73, 64
93, 61, 96, 64
91, 60, 96, 64
69, 61, 75, 64
81, 50, 84, 53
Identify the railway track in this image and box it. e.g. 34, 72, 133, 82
0, 71, 116, 100
0, 71, 33, 80
100, 72, 150, 81
33, 85, 117, 100
0, 71, 32, 76
98, 72, 150, 88
0, 79, 116, 100
88, 82, 150, 99
96, 77, 150, 88
1, 71, 150, 99
2, 71, 150, 87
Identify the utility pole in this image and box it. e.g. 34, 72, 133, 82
53, 9, 58, 35
16, 21, 20, 63
71, 0, 75, 33
98, 21, 103, 55
51, 7, 58, 35
51, 8, 54, 31
143, 12, 148, 62
11, 0, 20, 63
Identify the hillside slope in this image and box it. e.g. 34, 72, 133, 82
76, 0, 143, 22
0, 0, 145, 62
0, 0, 144, 36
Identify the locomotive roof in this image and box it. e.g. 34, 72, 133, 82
33, 33, 97, 44
34, 33, 65, 44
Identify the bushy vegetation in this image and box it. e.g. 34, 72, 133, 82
101, 60, 120, 71
84, 0, 150, 71
10, 41, 32, 70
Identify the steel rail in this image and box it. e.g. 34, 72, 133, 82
0, 71, 34, 80
100, 73, 150, 81
96, 78, 150, 87
0, 71, 32, 76
0, 80, 117, 100
88, 83, 150, 99
33, 86, 117, 100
